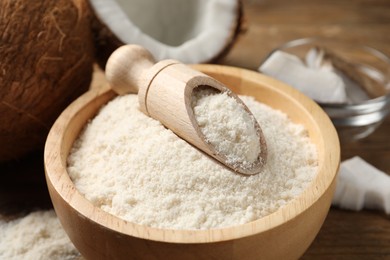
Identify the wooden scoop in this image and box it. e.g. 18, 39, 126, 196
105, 45, 267, 175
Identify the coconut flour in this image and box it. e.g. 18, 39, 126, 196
0, 210, 79, 259
191, 88, 260, 168
67, 94, 318, 229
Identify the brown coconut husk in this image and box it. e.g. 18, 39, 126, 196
89, 0, 244, 69
0, 0, 95, 162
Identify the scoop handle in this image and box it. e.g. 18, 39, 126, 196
105, 45, 156, 95
105, 45, 267, 175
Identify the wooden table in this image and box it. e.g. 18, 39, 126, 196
1, 0, 390, 258
225, 1, 390, 258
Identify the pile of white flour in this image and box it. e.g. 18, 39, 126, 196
0, 210, 79, 259
67, 94, 318, 229
192, 88, 261, 168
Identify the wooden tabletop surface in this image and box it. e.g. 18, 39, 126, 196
1, 0, 390, 259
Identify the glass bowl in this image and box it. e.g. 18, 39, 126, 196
262, 38, 390, 142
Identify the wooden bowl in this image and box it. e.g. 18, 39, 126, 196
44, 65, 340, 260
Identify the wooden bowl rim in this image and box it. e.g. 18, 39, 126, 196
44, 65, 340, 244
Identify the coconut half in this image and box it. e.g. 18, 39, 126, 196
90, 0, 242, 67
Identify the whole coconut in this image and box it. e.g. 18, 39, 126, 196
0, 0, 94, 162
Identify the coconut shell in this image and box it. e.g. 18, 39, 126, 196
89, 0, 243, 69
0, 0, 95, 162
210, 0, 244, 64
90, 13, 123, 70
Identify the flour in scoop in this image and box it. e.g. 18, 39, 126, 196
67, 94, 318, 230
191, 87, 260, 168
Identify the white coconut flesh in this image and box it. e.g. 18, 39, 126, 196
90, 0, 239, 63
